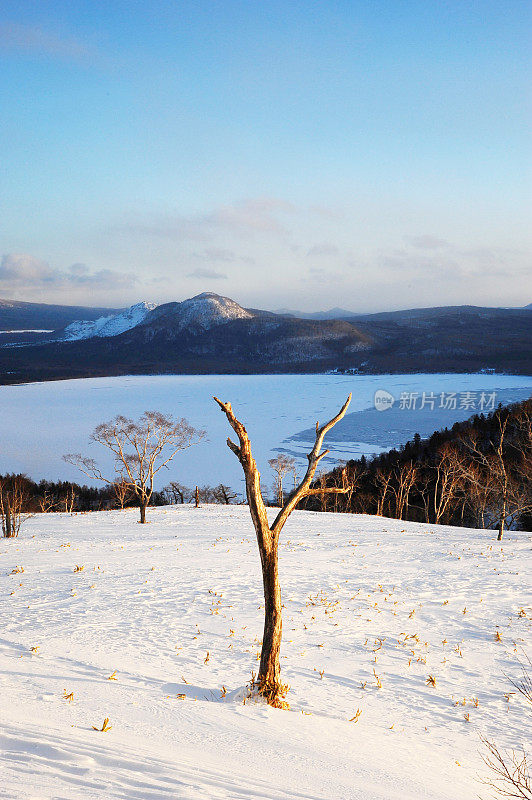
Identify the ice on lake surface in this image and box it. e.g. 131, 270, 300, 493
0, 373, 530, 496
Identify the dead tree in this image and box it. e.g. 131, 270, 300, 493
214, 393, 351, 706
65, 411, 204, 523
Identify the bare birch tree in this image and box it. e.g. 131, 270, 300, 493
59, 484, 77, 513
391, 461, 418, 520
459, 413, 532, 539
0, 475, 29, 538
113, 478, 133, 509
375, 468, 392, 516
431, 444, 464, 525
65, 411, 205, 523
214, 393, 351, 706
37, 490, 56, 513
268, 454, 296, 507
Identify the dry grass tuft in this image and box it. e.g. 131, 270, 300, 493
92, 718, 112, 732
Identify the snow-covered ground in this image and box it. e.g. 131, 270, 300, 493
0, 373, 531, 495
1, 505, 530, 799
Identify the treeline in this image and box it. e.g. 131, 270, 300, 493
302, 399, 532, 537
0, 475, 239, 521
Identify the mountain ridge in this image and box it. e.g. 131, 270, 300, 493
0, 293, 530, 383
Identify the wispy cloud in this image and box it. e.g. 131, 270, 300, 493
187, 267, 227, 280
0, 253, 137, 290
307, 266, 345, 283
205, 198, 293, 235
379, 242, 529, 281
0, 22, 95, 62
307, 242, 339, 257
191, 248, 254, 265
115, 197, 294, 243
404, 235, 451, 250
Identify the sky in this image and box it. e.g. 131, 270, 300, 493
0, 0, 530, 313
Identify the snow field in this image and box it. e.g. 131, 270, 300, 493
0, 505, 530, 799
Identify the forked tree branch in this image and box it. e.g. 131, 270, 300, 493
270, 393, 351, 535
214, 393, 352, 539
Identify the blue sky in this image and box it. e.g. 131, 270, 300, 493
0, 1, 530, 311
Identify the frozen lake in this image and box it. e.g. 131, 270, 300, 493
0, 373, 531, 498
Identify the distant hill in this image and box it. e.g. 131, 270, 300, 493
0, 294, 530, 383
275, 306, 357, 320
0, 298, 123, 331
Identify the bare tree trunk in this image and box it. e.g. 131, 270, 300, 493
259, 545, 282, 687
195, 485, 200, 508
214, 393, 351, 706
139, 500, 147, 524
498, 497, 506, 541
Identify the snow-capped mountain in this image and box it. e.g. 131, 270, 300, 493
58, 301, 158, 341
56, 294, 254, 341
157, 292, 254, 332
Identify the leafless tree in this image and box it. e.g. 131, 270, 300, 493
313, 471, 331, 512
65, 411, 205, 523
391, 461, 418, 520
480, 652, 531, 799
113, 478, 133, 509
59, 484, 77, 513
459, 414, 532, 539
214, 393, 351, 706
212, 484, 237, 504
375, 468, 392, 516
0, 475, 30, 538
337, 462, 364, 512
163, 481, 191, 505
268, 454, 296, 507
431, 444, 465, 524
480, 738, 531, 799
510, 652, 532, 708
37, 490, 56, 513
